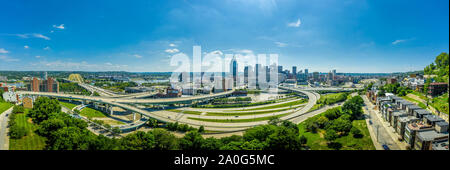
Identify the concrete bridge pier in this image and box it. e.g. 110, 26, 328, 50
110, 106, 114, 116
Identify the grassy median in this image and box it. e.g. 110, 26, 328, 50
9, 111, 46, 150
187, 112, 292, 123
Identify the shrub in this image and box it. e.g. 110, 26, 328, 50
351, 127, 363, 138
9, 125, 27, 139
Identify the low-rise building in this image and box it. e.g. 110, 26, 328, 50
391, 111, 408, 129
396, 100, 414, 110
405, 122, 434, 148
405, 105, 423, 115
414, 109, 432, 119
414, 130, 448, 150
423, 115, 445, 127
22, 96, 34, 109
2, 91, 21, 103
427, 82, 448, 96
396, 116, 419, 140
432, 140, 449, 150
387, 78, 397, 84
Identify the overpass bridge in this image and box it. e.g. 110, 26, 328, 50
63, 79, 158, 99
17, 90, 235, 105
17, 87, 325, 132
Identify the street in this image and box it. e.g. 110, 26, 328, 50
362, 95, 400, 150
0, 107, 13, 150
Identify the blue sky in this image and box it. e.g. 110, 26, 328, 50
0, 0, 448, 73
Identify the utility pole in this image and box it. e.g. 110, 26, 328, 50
376, 125, 379, 142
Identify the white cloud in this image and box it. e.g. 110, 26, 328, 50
50, 30, 54, 33
224, 49, 253, 54
392, 39, 406, 45
32, 33, 50, 40
35, 56, 41, 58
165, 48, 180, 53
31, 61, 128, 71
53, 24, 65, 29
0, 48, 9, 54
275, 42, 288, 47
24, 45, 29, 49
287, 18, 301, 27
134, 54, 143, 58
43, 46, 51, 50
0, 55, 19, 62
169, 43, 177, 47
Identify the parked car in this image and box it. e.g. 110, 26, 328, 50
382, 144, 390, 150
369, 120, 373, 125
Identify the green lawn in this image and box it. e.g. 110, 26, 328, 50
410, 91, 428, 100
401, 96, 427, 109
317, 92, 348, 105
0, 102, 13, 115
305, 93, 348, 113
193, 96, 299, 109
237, 99, 307, 111
187, 112, 292, 123
167, 109, 202, 115
9, 112, 46, 150
306, 103, 324, 113
297, 110, 375, 150
59, 101, 78, 110
80, 107, 108, 118
206, 106, 301, 116
431, 93, 449, 115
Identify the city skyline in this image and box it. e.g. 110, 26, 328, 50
0, 0, 449, 73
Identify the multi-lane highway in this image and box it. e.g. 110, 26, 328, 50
16, 86, 326, 132
16, 90, 235, 105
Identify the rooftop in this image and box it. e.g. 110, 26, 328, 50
429, 82, 448, 85
417, 130, 449, 141
424, 114, 445, 122
393, 111, 408, 117
397, 100, 414, 105
399, 116, 419, 123
407, 122, 433, 131
407, 105, 422, 110
432, 140, 449, 150
436, 121, 449, 127
414, 109, 432, 115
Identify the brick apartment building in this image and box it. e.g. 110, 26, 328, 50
427, 82, 448, 96
27, 77, 59, 93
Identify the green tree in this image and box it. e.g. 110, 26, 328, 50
299, 135, 307, 146
351, 127, 362, 138
149, 128, 179, 150
28, 97, 61, 124
179, 131, 204, 150
201, 137, 221, 150
324, 129, 338, 142
119, 131, 155, 150
12, 105, 24, 114
37, 118, 66, 137
8, 125, 27, 139
198, 125, 205, 133
266, 126, 302, 150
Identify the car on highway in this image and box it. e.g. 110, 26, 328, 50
382, 144, 390, 150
